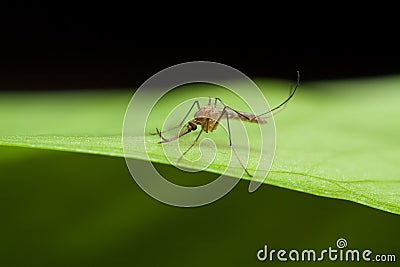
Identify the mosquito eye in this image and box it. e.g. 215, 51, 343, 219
188, 121, 197, 130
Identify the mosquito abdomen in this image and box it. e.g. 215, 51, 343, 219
226, 110, 266, 124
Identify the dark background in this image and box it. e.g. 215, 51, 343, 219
1, 3, 399, 91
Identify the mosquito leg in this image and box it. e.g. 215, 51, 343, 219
256, 70, 300, 117
224, 109, 253, 177
214, 97, 218, 108
262, 83, 294, 118
264, 81, 297, 117
211, 105, 241, 132
208, 106, 252, 177
151, 100, 201, 136
214, 97, 251, 121
211, 106, 227, 131
177, 125, 205, 164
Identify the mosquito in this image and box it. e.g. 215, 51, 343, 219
153, 71, 300, 177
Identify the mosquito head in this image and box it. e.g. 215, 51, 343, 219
188, 120, 197, 131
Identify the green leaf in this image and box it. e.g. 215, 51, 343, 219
1, 77, 400, 214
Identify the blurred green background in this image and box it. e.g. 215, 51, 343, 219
0, 145, 398, 266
